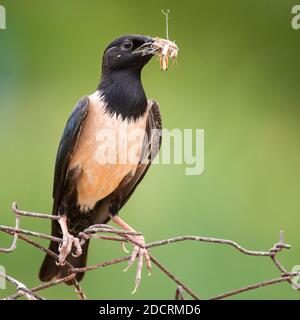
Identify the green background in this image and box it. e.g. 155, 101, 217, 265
0, 0, 300, 300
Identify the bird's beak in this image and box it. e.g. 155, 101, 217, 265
132, 38, 156, 56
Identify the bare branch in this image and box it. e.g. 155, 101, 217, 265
0, 271, 45, 300
146, 235, 290, 256
209, 276, 291, 300
0, 203, 299, 300
150, 254, 200, 300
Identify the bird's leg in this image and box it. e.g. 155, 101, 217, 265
56, 215, 82, 265
110, 215, 152, 294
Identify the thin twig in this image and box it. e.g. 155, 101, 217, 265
0, 271, 45, 300
12, 202, 59, 220
161, 9, 170, 40
0, 208, 20, 253
146, 235, 289, 256
209, 276, 291, 300
72, 279, 87, 300
149, 254, 200, 300
72, 256, 131, 273
4, 274, 76, 300
0, 225, 62, 244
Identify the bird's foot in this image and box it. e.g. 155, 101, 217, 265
124, 234, 152, 294
110, 215, 151, 294
121, 241, 130, 253
56, 233, 82, 265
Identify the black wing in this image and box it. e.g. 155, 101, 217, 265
52, 96, 89, 215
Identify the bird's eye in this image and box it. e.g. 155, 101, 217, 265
121, 40, 133, 50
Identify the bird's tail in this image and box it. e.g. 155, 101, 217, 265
39, 235, 90, 285
39, 197, 111, 285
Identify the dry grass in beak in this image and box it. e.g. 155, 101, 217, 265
153, 37, 178, 71
132, 37, 179, 71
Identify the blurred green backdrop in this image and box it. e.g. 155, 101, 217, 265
0, 0, 300, 300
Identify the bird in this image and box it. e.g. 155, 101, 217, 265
38, 34, 171, 293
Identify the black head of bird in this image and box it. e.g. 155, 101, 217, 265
101, 34, 155, 74
98, 35, 157, 121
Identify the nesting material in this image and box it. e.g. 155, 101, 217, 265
133, 37, 179, 71
153, 37, 178, 71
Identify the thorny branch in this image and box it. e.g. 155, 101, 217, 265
0, 202, 299, 300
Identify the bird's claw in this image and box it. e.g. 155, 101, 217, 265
123, 235, 152, 294
56, 233, 82, 265
121, 241, 130, 253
